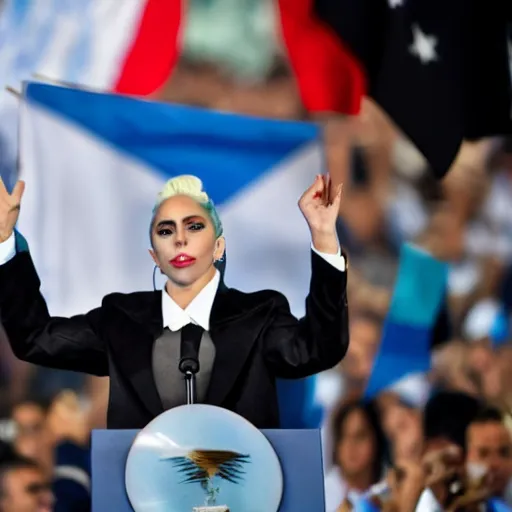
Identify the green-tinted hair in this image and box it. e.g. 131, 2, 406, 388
151, 175, 223, 238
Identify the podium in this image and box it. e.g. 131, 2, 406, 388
91, 429, 326, 511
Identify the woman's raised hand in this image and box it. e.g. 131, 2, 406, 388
0, 178, 24, 243
298, 174, 342, 254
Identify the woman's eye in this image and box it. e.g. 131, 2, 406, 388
157, 228, 172, 236
189, 222, 205, 231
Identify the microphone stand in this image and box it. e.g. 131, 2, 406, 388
181, 359, 229, 512
184, 370, 196, 405
179, 358, 199, 405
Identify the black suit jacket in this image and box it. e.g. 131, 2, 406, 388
0, 249, 349, 429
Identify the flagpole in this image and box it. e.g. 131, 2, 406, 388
30, 73, 147, 100
31, 73, 112, 95
5, 86, 20, 98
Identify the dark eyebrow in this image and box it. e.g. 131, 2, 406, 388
155, 215, 205, 229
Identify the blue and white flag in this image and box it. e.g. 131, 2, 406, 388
18, 82, 324, 319
364, 243, 449, 401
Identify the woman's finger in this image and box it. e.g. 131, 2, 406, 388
300, 174, 325, 205
329, 183, 343, 209
0, 177, 8, 198
11, 180, 25, 205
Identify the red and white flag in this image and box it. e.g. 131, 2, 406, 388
0, 0, 364, 187
0, 0, 365, 109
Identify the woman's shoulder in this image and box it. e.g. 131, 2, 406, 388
223, 285, 288, 307
100, 290, 160, 311
211, 285, 292, 320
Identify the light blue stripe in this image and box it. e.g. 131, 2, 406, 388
388, 243, 448, 327
364, 321, 431, 399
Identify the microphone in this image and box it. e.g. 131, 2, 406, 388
179, 323, 203, 375
179, 323, 204, 405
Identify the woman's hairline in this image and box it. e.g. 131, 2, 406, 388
149, 194, 222, 248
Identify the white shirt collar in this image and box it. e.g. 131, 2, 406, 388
161, 270, 220, 331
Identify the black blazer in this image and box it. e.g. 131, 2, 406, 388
0, 249, 349, 429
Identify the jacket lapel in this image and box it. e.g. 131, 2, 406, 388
109, 283, 266, 417
108, 291, 164, 419
206, 283, 264, 407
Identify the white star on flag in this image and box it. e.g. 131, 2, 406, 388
409, 24, 438, 64
388, 0, 404, 8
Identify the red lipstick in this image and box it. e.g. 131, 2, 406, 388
170, 253, 196, 268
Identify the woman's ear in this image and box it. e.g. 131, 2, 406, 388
214, 236, 226, 261
148, 248, 159, 268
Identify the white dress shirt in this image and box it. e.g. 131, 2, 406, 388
162, 269, 220, 331
0, 233, 346, 327
0, 233, 16, 262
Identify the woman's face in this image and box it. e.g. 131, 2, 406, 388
149, 195, 225, 288
336, 409, 376, 479
382, 403, 423, 462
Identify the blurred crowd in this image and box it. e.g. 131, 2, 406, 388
0, 2, 512, 510
315, 112, 512, 510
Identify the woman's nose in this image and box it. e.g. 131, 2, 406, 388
174, 229, 187, 247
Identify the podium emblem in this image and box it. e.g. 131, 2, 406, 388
125, 404, 283, 512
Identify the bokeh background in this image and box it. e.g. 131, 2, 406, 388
0, 1, 512, 511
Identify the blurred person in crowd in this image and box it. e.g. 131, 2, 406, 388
346, 271, 390, 319
43, 392, 90, 512
0, 332, 85, 420
423, 391, 482, 455
44, 392, 89, 450
11, 400, 48, 442
9, 393, 90, 512
380, 457, 426, 512
0, 330, 33, 417
465, 339, 503, 403
339, 311, 382, 399
383, 444, 492, 512
444, 139, 512, 326
318, 310, 382, 468
0, 174, 349, 429
325, 399, 387, 511
415, 391, 485, 510
159, 0, 303, 121
10, 400, 52, 479
83, 376, 109, 431
431, 340, 480, 397
378, 394, 423, 464
495, 345, 512, 413
466, 407, 512, 505
0, 456, 53, 512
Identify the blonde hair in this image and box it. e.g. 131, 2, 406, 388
152, 175, 223, 238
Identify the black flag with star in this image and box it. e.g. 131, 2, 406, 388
313, 0, 512, 178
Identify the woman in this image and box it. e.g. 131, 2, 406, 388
325, 399, 387, 512
0, 174, 349, 429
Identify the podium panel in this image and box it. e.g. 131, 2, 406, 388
91, 429, 325, 511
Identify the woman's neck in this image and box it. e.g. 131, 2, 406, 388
166, 267, 217, 309
343, 470, 374, 493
